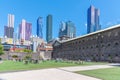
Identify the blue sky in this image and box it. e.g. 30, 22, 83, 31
0, 0, 120, 41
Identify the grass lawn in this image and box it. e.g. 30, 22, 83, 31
76, 67, 120, 80
0, 60, 108, 72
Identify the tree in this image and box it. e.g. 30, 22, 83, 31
0, 44, 4, 56
0, 44, 4, 60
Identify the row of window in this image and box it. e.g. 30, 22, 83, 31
61, 42, 120, 51
63, 31, 120, 47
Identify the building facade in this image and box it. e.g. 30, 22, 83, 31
87, 5, 101, 33
4, 14, 15, 38
59, 21, 76, 39
30, 36, 44, 52
66, 21, 76, 38
59, 21, 67, 37
37, 17, 43, 38
4, 26, 14, 38
46, 15, 52, 42
53, 24, 120, 62
8, 14, 14, 28
19, 19, 32, 41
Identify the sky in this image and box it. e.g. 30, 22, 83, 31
0, 0, 120, 41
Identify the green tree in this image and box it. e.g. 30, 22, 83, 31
0, 44, 4, 56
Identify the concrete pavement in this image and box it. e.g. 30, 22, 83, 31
0, 68, 101, 80
0, 65, 114, 80
59, 65, 113, 72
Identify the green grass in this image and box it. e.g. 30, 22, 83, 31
0, 60, 108, 72
76, 67, 120, 80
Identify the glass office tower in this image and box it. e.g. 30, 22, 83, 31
46, 15, 52, 42
37, 17, 43, 38
87, 5, 101, 33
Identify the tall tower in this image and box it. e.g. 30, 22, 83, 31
59, 21, 67, 38
8, 14, 14, 28
37, 17, 43, 38
59, 21, 76, 39
19, 19, 32, 41
4, 14, 14, 38
66, 21, 76, 38
46, 15, 52, 42
95, 9, 101, 30
87, 5, 101, 33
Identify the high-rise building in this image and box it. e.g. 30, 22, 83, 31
66, 21, 76, 38
59, 21, 67, 37
19, 19, 32, 41
37, 17, 43, 38
46, 15, 52, 42
59, 21, 76, 39
8, 14, 14, 28
4, 14, 14, 38
25, 22, 32, 40
4, 26, 14, 38
87, 5, 101, 33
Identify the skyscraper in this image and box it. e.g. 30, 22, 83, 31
19, 19, 32, 41
46, 15, 52, 42
66, 21, 76, 38
4, 26, 14, 38
87, 5, 101, 33
8, 14, 14, 28
59, 21, 76, 39
4, 14, 14, 38
59, 21, 67, 37
37, 17, 43, 38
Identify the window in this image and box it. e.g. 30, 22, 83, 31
83, 47, 85, 50
76, 41, 77, 44
82, 40, 85, 42
100, 41, 103, 43
96, 45, 98, 48
116, 54, 118, 56
91, 46, 93, 49
108, 44, 111, 46
115, 42, 119, 46
101, 44, 104, 47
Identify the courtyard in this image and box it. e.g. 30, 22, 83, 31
0, 60, 119, 80
0, 60, 107, 72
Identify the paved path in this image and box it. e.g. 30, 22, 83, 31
0, 61, 3, 64
59, 65, 113, 72
0, 65, 113, 80
0, 68, 101, 80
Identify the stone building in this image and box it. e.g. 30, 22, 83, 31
52, 24, 120, 62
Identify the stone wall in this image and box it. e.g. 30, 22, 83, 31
0, 51, 52, 60
52, 25, 120, 62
